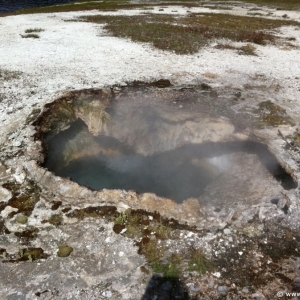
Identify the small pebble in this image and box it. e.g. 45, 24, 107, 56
187, 283, 201, 292
223, 228, 231, 235
217, 286, 228, 294
102, 290, 112, 298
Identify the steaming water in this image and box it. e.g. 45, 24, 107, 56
44, 118, 297, 203
45, 120, 221, 202
0, 0, 74, 13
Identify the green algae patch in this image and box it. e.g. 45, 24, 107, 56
46, 213, 63, 226
1, 181, 40, 217
15, 228, 39, 241
66, 206, 118, 221
2, 247, 49, 263
15, 214, 28, 224
57, 245, 73, 257
22, 248, 48, 261
256, 101, 295, 127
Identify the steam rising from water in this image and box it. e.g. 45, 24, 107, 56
44, 117, 296, 203
208, 155, 231, 172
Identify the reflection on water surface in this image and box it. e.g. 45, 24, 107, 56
0, 0, 74, 13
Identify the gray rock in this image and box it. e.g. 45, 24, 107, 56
102, 290, 112, 298
223, 228, 231, 235
0, 186, 12, 203
251, 292, 266, 299
187, 283, 201, 292
217, 286, 228, 294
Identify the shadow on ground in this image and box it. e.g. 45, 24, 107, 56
141, 274, 198, 300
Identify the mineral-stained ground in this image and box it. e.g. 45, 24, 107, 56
1, 1, 300, 299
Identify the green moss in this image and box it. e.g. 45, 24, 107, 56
8, 194, 39, 217
57, 245, 73, 257
3, 247, 49, 262
2, 181, 40, 217
66, 206, 118, 220
113, 210, 143, 237
123, 224, 143, 239
66, 206, 206, 277
256, 101, 295, 127
14, 228, 39, 240
1, 246, 49, 262
47, 213, 63, 226
22, 248, 46, 261
114, 211, 128, 225
139, 238, 213, 277
292, 134, 300, 143
188, 248, 214, 274
152, 254, 182, 277
25, 28, 44, 33
21, 33, 40, 39
148, 224, 172, 240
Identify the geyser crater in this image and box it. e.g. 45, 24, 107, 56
33, 83, 297, 223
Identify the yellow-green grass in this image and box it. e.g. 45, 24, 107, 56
82, 13, 299, 54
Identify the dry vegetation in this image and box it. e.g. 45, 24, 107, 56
0, 68, 22, 81
215, 43, 258, 55
219, 0, 300, 10
82, 13, 299, 54
24, 28, 44, 33
21, 34, 40, 39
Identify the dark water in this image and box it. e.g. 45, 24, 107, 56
0, 0, 74, 13
44, 119, 297, 203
